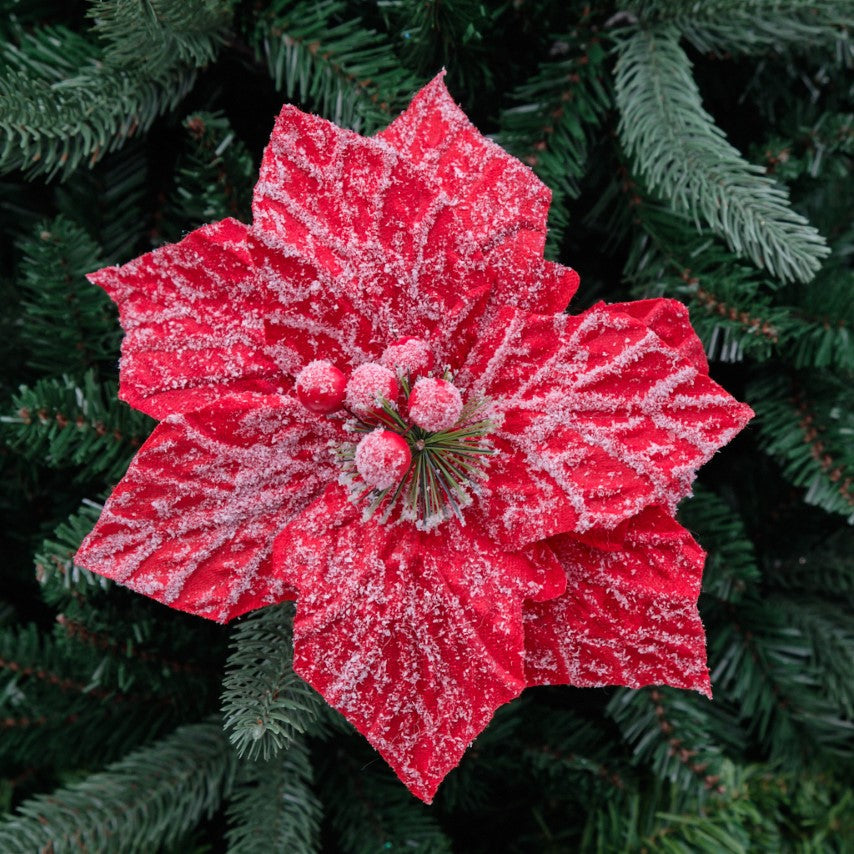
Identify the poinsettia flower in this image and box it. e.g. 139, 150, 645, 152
75, 74, 752, 803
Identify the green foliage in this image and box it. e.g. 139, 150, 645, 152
711, 594, 854, 762
748, 373, 854, 521
379, 0, 498, 91
226, 741, 322, 853
160, 111, 254, 243
251, 0, 422, 132
678, 487, 761, 602
0, 721, 235, 853
0, 0, 232, 179
499, 18, 612, 253
14, 217, 117, 374
2, 370, 154, 483
88, 0, 233, 72
320, 753, 452, 854
608, 687, 743, 798
770, 528, 854, 606
615, 26, 829, 283
626, 0, 854, 57
54, 143, 151, 262
33, 498, 108, 600
0, 620, 200, 768
0, 0, 851, 849
221, 603, 324, 762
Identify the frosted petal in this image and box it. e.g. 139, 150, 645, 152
378, 74, 551, 255
273, 486, 562, 802
252, 105, 501, 365
525, 509, 711, 695
463, 302, 754, 545
609, 298, 709, 372
89, 218, 281, 420
75, 395, 334, 622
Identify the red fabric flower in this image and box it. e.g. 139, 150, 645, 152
76, 74, 753, 803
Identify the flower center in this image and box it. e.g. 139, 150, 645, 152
295, 340, 494, 529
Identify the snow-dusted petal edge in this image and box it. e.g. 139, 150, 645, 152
89, 218, 281, 421
379, 72, 575, 314
76, 394, 335, 622
525, 507, 712, 696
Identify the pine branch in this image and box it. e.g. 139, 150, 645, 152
0, 721, 235, 853
770, 528, 854, 606
748, 373, 854, 521
33, 498, 108, 599
753, 113, 853, 184
250, 0, 422, 132
710, 597, 853, 763
2, 371, 154, 483
159, 111, 254, 244
521, 706, 629, 796
498, 27, 612, 254
783, 264, 854, 372
625, 1, 854, 57
607, 687, 744, 798
320, 751, 452, 854
619, 173, 854, 368
0, 0, 232, 179
379, 0, 497, 90
221, 602, 324, 762
623, 201, 786, 362
615, 27, 829, 283
678, 486, 761, 603
226, 741, 322, 853
87, 0, 232, 72
14, 216, 117, 374
54, 142, 151, 262
0, 623, 186, 767
770, 596, 854, 721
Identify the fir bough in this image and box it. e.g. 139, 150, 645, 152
615, 26, 830, 283
0, 0, 232, 179
221, 602, 324, 762
0, 721, 235, 853
251, 0, 421, 132
226, 741, 322, 854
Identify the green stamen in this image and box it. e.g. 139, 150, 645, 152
338, 380, 494, 529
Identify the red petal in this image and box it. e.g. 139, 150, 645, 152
524, 509, 711, 695
273, 486, 557, 802
89, 219, 281, 420
75, 395, 335, 622
608, 298, 708, 372
378, 73, 551, 258
464, 303, 753, 545
252, 105, 495, 362
483, 235, 580, 315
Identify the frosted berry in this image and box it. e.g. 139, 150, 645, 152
355, 430, 412, 491
408, 377, 463, 432
409, 377, 463, 433
295, 360, 346, 414
380, 336, 434, 376
346, 363, 399, 419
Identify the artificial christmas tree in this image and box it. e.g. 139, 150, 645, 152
1, 1, 852, 850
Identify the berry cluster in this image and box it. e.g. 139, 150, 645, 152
294, 337, 493, 528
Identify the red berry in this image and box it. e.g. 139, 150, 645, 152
346, 363, 399, 420
380, 336, 434, 376
408, 377, 463, 432
295, 360, 346, 414
355, 430, 412, 490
